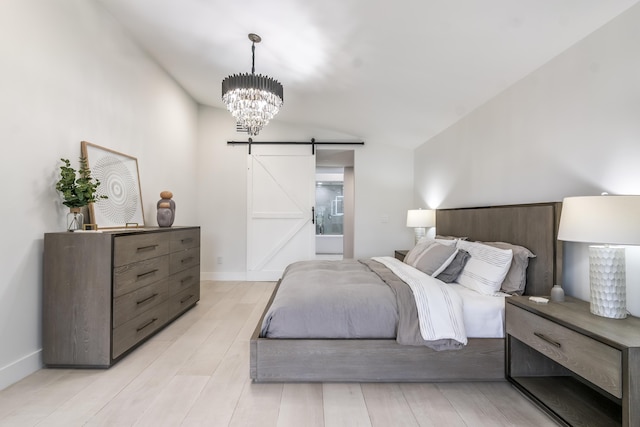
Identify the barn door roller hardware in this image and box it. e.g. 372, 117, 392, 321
227, 138, 365, 155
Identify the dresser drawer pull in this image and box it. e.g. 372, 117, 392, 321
181, 256, 194, 264
136, 317, 158, 332
180, 276, 193, 286
181, 238, 193, 244
136, 244, 158, 252
136, 293, 158, 305
180, 294, 194, 304
136, 269, 158, 280
534, 332, 562, 348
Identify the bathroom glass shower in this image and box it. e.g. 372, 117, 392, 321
315, 182, 343, 235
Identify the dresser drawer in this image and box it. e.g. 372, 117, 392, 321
112, 302, 168, 359
170, 228, 200, 252
113, 255, 170, 297
114, 233, 170, 267
168, 265, 200, 296
169, 247, 200, 275
113, 278, 169, 328
506, 304, 621, 397
168, 283, 200, 319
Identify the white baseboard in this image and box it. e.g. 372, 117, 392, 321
200, 271, 280, 281
0, 350, 42, 391
200, 271, 247, 281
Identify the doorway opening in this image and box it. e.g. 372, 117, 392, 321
315, 150, 354, 259
315, 168, 343, 258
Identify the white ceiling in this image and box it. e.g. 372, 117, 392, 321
96, 0, 639, 149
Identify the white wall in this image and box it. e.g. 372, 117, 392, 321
413, 4, 640, 313
197, 107, 415, 279
0, 0, 199, 390
353, 143, 416, 258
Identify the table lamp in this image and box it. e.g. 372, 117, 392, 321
557, 195, 640, 319
406, 209, 435, 245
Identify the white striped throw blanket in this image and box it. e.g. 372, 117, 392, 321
372, 256, 467, 347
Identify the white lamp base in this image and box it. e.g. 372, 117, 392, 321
413, 227, 425, 245
589, 245, 627, 319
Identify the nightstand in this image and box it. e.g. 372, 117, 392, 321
506, 296, 640, 426
394, 249, 408, 262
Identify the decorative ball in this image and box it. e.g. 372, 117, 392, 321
160, 190, 173, 199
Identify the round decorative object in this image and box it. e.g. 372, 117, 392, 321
550, 285, 565, 302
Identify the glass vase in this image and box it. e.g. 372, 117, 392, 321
67, 208, 84, 231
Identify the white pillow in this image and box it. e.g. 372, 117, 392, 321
455, 240, 513, 295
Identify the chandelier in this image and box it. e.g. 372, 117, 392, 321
222, 33, 284, 136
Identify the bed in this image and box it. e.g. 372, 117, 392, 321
250, 202, 563, 382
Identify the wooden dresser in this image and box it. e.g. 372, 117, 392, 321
506, 296, 640, 427
43, 226, 200, 367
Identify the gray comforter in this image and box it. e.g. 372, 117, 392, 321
260, 259, 463, 350
260, 260, 398, 339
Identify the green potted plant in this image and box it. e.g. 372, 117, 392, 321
56, 157, 107, 230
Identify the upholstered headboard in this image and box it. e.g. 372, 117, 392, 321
435, 202, 562, 296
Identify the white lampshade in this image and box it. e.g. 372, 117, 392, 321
558, 195, 640, 319
406, 209, 435, 228
558, 195, 640, 245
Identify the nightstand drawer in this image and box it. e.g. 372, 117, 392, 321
506, 304, 622, 398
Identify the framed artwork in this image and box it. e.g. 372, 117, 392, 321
81, 141, 145, 228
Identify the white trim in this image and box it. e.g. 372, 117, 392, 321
0, 349, 42, 391
201, 271, 246, 281
201, 272, 283, 281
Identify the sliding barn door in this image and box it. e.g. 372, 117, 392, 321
247, 145, 315, 281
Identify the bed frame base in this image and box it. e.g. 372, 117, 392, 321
250, 336, 504, 382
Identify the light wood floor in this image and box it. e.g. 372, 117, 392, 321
0, 281, 558, 426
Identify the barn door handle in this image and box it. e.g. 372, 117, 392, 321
312, 207, 315, 224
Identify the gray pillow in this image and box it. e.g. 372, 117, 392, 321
410, 242, 458, 276
436, 249, 471, 283
481, 241, 536, 295
404, 238, 455, 266
435, 235, 468, 241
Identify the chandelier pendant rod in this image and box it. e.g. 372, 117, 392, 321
251, 42, 255, 74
